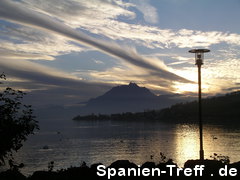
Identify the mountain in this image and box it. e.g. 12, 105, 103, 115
76, 82, 187, 115
74, 91, 240, 124
34, 83, 188, 119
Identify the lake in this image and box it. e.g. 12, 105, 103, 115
10, 118, 240, 176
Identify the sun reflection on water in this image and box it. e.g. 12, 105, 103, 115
173, 124, 240, 167
14, 121, 240, 175
174, 124, 199, 164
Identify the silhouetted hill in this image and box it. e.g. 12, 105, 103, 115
74, 91, 240, 124
34, 83, 189, 119
77, 83, 187, 115
158, 91, 240, 123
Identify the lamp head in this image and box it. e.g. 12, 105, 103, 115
189, 49, 210, 67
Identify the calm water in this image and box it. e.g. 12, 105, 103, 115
10, 118, 240, 176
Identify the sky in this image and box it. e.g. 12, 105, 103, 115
0, 0, 240, 107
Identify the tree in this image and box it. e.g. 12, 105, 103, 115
0, 73, 39, 166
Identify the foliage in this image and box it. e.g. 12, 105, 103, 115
0, 73, 39, 166
159, 152, 167, 163
73, 110, 161, 121
48, 161, 54, 172
210, 153, 230, 164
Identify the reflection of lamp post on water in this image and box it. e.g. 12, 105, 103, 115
189, 49, 210, 161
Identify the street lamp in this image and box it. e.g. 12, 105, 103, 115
189, 48, 210, 161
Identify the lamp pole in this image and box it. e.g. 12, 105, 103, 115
189, 49, 210, 161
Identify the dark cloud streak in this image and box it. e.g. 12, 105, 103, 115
0, 0, 189, 83
0, 58, 111, 105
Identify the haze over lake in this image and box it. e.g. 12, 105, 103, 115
14, 118, 240, 176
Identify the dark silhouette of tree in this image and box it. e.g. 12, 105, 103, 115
0, 73, 39, 166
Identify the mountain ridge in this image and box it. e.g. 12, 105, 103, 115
75, 82, 188, 115
88, 82, 156, 102
73, 91, 240, 123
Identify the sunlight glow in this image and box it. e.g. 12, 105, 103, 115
173, 82, 211, 94
173, 83, 198, 93
175, 125, 199, 162
172, 67, 220, 94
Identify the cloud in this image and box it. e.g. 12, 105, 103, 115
0, 57, 173, 106
93, 59, 104, 64
130, 0, 159, 24
64, 17, 240, 49
1, 0, 238, 99
23, 0, 135, 28
224, 83, 240, 91
0, 57, 81, 84
0, 57, 111, 105
20, 0, 240, 49
3, 0, 240, 51
0, 49, 55, 60
0, 0, 188, 83
72, 61, 178, 94
171, 56, 240, 94
2, 1, 240, 59
0, 23, 84, 60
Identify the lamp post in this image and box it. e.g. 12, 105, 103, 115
189, 49, 210, 161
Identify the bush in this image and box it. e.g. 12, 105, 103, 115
0, 73, 39, 166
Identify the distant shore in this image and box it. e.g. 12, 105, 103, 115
73, 91, 240, 124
